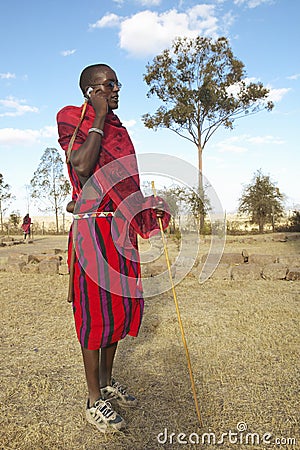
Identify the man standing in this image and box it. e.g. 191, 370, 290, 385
57, 64, 169, 433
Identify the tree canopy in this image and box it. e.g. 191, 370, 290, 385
143, 35, 273, 177
30, 148, 71, 233
238, 169, 285, 233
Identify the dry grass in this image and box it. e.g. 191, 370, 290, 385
1, 234, 299, 450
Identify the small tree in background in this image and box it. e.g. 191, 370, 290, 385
0, 173, 15, 233
30, 148, 71, 234
143, 36, 273, 230
288, 210, 300, 232
9, 211, 21, 228
8, 211, 21, 234
172, 185, 211, 232
157, 186, 180, 233
238, 169, 285, 233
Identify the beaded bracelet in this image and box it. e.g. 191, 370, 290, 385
88, 127, 104, 137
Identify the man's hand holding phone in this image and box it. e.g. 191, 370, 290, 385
86, 86, 108, 117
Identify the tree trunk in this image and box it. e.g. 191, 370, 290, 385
54, 192, 59, 234
55, 207, 59, 234
52, 158, 59, 234
198, 144, 204, 232
271, 205, 275, 232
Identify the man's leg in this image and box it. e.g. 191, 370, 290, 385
81, 347, 101, 405
99, 342, 118, 388
100, 342, 137, 406
83, 344, 126, 432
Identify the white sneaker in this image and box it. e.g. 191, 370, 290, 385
101, 379, 138, 407
86, 398, 126, 433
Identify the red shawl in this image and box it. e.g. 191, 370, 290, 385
21, 216, 31, 233
57, 104, 170, 249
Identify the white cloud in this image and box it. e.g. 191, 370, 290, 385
267, 87, 291, 102
90, 6, 219, 56
39, 126, 58, 138
89, 13, 121, 29
216, 138, 248, 153
137, 0, 161, 5
226, 77, 257, 97
0, 96, 39, 117
118, 5, 218, 57
216, 133, 284, 153
287, 73, 300, 80
234, 0, 274, 8
220, 11, 235, 34
226, 79, 290, 104
60, 49, 76, 56
0, 126, 57, 147
122, 119, 136, 128
247, 135, 285, 145
0, 72, 16, 80
112, 0, 161, 4
219, 143, 247, 153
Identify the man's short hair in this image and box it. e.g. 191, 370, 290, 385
79, 64, 111, 96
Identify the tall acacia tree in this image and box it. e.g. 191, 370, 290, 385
30, 148, 71, 233
238, 169, 285, 233
143, 36, 274, 227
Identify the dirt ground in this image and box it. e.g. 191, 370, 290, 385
1, 233, 299, 450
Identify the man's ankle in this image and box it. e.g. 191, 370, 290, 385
88, 393, 101, 407
99, 378, 112, 389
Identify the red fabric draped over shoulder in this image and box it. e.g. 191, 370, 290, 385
57, 103, 170, 246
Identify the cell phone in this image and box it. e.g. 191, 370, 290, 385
86, 87, 93, 98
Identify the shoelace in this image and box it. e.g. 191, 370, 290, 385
94, 400, 114, 419
112, 381, 127, 396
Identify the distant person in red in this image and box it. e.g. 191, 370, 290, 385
21, 213, 31, 240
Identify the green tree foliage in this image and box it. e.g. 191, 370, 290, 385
157, 186, 180, 233
238, 170, 285, 233
289, 210, 300, 232
171, 185, 210, 230
9, 211, 21, 229
0, 173, 15, 232
30, 148, 71, 234
142, 35, 273, 212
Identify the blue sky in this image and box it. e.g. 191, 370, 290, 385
0, 0, 299, 217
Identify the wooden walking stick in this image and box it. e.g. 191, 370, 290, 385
151, 181, 204, 428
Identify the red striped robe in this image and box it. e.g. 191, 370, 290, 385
57, 104, 169, 349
